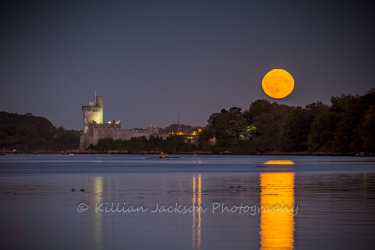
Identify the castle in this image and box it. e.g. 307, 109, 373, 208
79, 96, 160, 150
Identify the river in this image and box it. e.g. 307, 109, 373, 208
1, 154, 374, 249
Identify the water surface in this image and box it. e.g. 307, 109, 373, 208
1, 154, 374, 249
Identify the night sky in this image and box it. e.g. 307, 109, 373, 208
1, 0, 374, 130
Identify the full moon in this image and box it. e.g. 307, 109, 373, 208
262, 69, 294, 99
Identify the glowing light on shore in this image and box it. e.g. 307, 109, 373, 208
264, 160, 294, 165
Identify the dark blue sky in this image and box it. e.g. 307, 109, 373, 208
1, 0, 374, 130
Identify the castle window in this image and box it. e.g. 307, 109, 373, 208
85, 118, 88, 123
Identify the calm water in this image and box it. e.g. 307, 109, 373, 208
1, 154, 375, 250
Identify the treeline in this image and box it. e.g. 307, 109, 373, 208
89, 135, 197, 153
205, 90, 375, 153
0, 112, 80, 152
3, 90, 373, 154
90, 91, 374, 154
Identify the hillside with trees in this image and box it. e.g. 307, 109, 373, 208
204, 91, 375, 154
0, 112, 80, 152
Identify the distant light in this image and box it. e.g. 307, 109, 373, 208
264, 160, 294, 165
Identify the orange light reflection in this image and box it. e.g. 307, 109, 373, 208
198, 175, 202, 248
192, 177, 196, 248
264, 160, 294, 165
260, 173, 295, 250
192, 175, 202, 249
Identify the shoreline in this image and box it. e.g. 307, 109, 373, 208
1, 150, 363, 156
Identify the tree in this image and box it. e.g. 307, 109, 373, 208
351, 104, 375, 152
243, 99, 273, 125
330, 94, 359, 113
359, 105, 375, 152
270, 102, 291, 122
198, 130, 210, 151
280, 107, 312, 151
246, 125, 257, 137
148, 135, 163, 151
305, 101, 329, 117
207, 112, 246, 147
163, 135, 185, 153
245, 101, 292, 152
252, 113, 278, 152
333, 93, 375, 152
307, 112, 346, 152
51, 129, 80, 150
229, 107, 242, 115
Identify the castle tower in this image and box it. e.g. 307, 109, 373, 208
80, 95, 103, 150
148, 124, 160, 136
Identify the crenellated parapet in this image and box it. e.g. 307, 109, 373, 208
93, 120, 121, 129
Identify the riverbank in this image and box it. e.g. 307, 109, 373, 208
0, 150, 367, 156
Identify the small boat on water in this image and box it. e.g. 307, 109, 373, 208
160, 152, 169, 159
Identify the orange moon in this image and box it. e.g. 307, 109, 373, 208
262, 69, 294, 99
